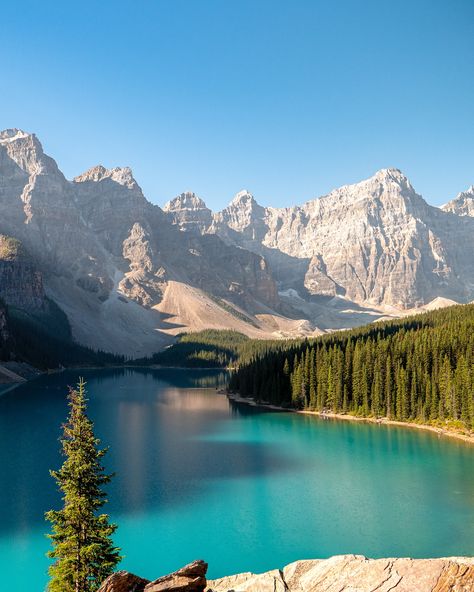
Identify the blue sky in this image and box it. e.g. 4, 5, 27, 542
1, 0, 473, 210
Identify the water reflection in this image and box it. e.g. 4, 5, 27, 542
0, 368, 298, 532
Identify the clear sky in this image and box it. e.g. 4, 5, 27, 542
1, 0, 473, 210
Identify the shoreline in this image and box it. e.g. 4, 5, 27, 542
227, 393, 474, 446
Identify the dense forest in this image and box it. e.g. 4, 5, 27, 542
229, 304, 474, 431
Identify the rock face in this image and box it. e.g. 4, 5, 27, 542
207, 555, 474, 592
1, 128, 473, 355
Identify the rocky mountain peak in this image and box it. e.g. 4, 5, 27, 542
230, 189, 256, 206
318, 167, 420, 212
164, 192, 212, 233
0, 128, 31, 143
357, 168, 415, 195
219, 189, 265, 222
164, 191, 208, 212
0, 128, 61, 176
373, 167, 408, 182
73, 165, 137, 188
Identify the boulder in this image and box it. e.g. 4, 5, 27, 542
144, 559, 208, 592
98, 570, 150, 592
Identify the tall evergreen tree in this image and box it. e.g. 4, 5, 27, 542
45, 379, 121, 592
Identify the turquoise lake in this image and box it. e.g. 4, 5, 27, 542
0, 368, 473, 591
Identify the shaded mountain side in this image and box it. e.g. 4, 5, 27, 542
0, 296, 124, 370
0, 235, 123, 368
5, 301, 124, 369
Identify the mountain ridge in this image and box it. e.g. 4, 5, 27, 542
0, 128, 473, 357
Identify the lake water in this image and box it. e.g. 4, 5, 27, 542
0, 368, 473, 591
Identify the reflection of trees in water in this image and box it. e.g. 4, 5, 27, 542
191, 371, 228, 388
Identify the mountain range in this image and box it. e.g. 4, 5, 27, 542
0, 128, 473, 357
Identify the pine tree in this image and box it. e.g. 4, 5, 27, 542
45, 379, 121, 592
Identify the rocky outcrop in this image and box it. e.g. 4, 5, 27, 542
99, 560, 208, 592
207, 555, 474, 592
99, 556, 474, 592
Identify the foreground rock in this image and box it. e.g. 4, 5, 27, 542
99, 560, 208, 592
145, 560, 208, 592
98, 570, 150, 592
99, 556, 474, 592
207, 555, 474, 592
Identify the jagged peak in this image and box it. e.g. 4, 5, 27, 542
0, 128, 43, 153
458, 184, 474, 197
225, 190, 264, 212
73, 165, 137, 188
300, 167, 425, 214
0, 128, 32, 143
163, 191, 209, 212
0, 128, 62, 177
341, 168, 416, 198
231, 189, 254, 203
373, 167, 405, 179
365, 168, 415, 191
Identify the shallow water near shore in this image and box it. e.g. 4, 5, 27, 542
0, 368, 473, 591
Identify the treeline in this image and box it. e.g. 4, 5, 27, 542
229, 304, 474, 431
135, 330, 251, 368
134, 329, 301, 368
